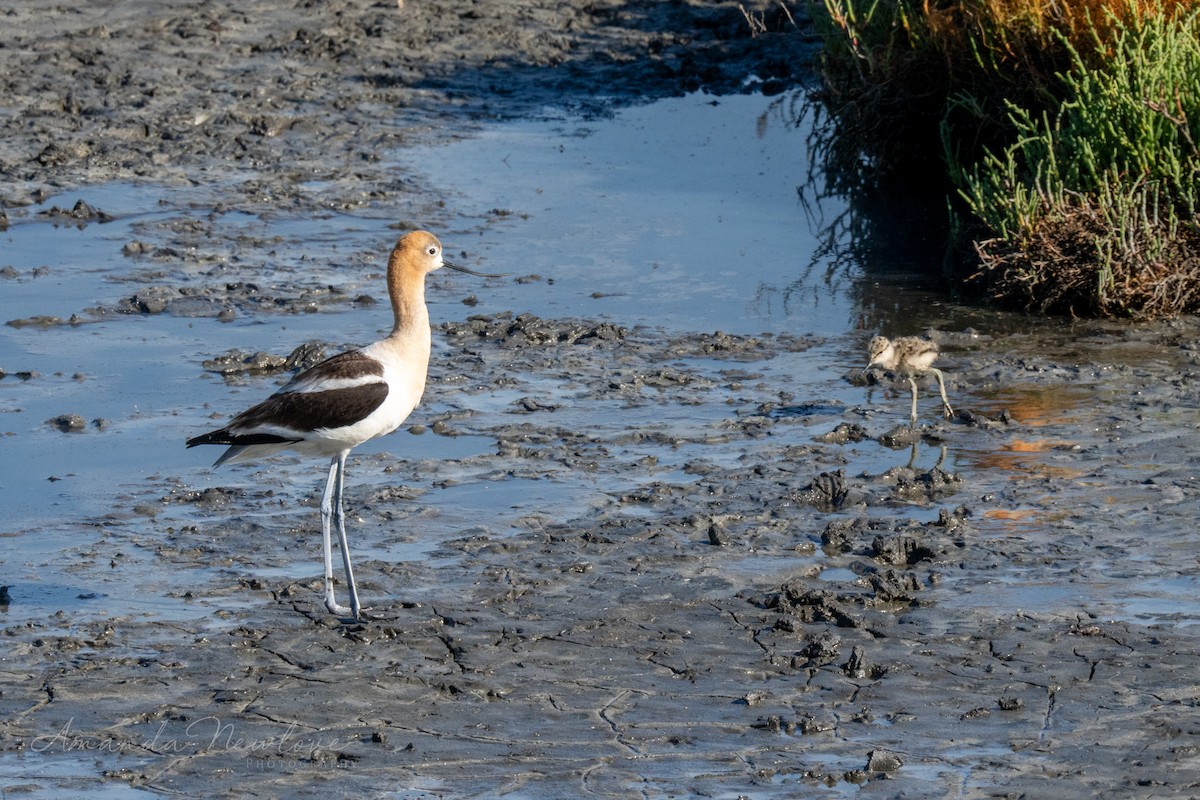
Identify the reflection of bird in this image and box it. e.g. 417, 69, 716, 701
866, 335, 954, 424
188, 231, 503, 620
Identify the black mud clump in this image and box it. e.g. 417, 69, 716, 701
889, 464, 962, 502
161, 486, 249, 507
45, 413, 88, 432
762, 567, 926, 629
821, 510, 970, 558
442, 312, 627, 347
112, 283, 356, 318
870, 533, 942, 566
201, 342, 328, 377
38, 199, 114, 224
814, 422, 870, 444
792, 469, 864, 510
661, 329, 817, 360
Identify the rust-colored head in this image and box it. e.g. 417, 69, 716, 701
389, 230, 506, 279
389, 230, 446, 277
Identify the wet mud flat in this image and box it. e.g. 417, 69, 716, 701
6, 312, 1200, 798
0, 0, 813, 214
4, 0, 1200, 798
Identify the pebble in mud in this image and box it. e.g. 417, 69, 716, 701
866, 749, 904, 772
842, 644, 872, 678
998, 696, 1024, 711
707, 523, 732, 546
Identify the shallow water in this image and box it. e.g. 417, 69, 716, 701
395, 93, 860, 333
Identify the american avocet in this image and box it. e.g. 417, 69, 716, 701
187, 230, 502, 621
866, 335, 954, 424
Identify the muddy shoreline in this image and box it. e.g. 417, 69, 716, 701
4, 2, 1200, 798
0, 0, 815, 210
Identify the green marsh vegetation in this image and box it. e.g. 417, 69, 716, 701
809, 0, 1200, 317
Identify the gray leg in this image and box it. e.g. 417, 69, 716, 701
331, 450, 361, 620
320, 455, 353, 617
929, 367, 953, 417
907, 375, 919, 424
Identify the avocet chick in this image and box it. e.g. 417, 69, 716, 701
866, 335, 954, 424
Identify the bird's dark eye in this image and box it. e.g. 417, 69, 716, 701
427, 246, 437, 256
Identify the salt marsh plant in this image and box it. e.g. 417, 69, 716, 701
962, 10, 1200, 315
810, 0, 1200, 316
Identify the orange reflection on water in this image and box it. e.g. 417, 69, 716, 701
1004, 438, 1058, 453
962, 384, 1088, 477
981, 507, 1045, 531
976, 385, 1092, 427
960, 442, 1084, 479
978, 505, 1075, 534
984, 508, 1040, 522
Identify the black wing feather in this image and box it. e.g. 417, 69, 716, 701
229, 383, 389, 434
187, 348, 390, 448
